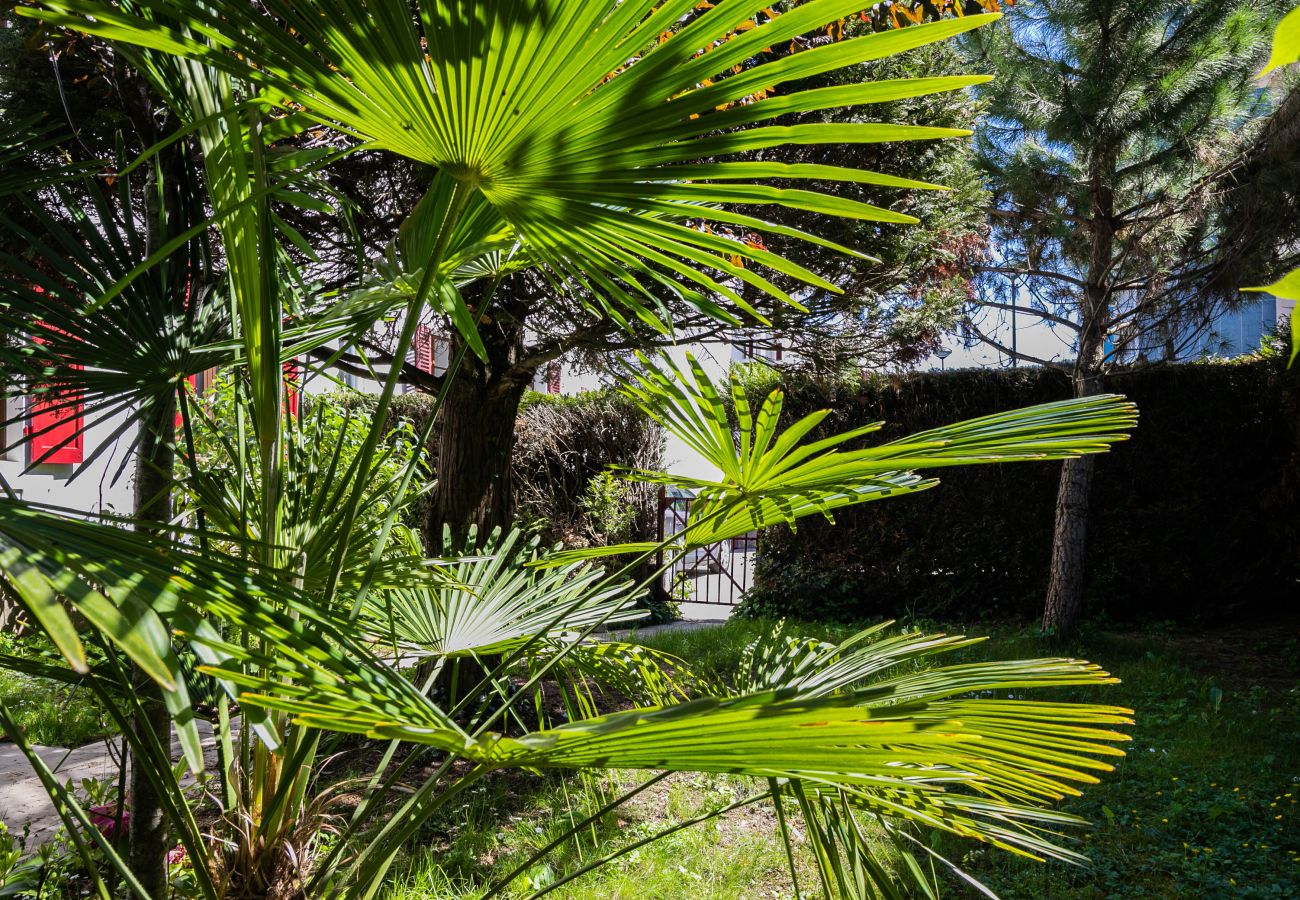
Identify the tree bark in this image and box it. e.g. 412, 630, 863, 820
429, 297, 536, 548
1042, 422, 1097, 636
129, 399, 175, 898
431, 372, 529, 546
1042, 142, 1115, 638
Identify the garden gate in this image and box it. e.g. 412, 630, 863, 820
656, 488, 756, 607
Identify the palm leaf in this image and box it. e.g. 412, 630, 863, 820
739, 622, 1135, 897
0, 500, 464, 755
553, 353, 1138, 558
364, 527, 645, 661
0, 178, 228, 469
21, 0, 998, 328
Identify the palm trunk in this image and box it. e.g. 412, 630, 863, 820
125, 92, 188, 893
129, 398, 175, 897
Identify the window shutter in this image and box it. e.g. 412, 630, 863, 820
413, 325, 434, 373
283, 359, 301, 420
546, 361, 562, 395
26, 325, 83, 465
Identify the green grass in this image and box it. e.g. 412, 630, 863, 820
382, 617, 1299, 899
932, 625, 1300, 899
641, 618, 1300, 899
380, 770, 819, 899
0, 668, 114, 748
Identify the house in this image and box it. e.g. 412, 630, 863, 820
1, 379, 136, 515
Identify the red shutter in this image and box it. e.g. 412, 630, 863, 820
413, 325, 434, 373
174, 374, 198, 430
546, 361, 562, 395
283, 359, 301, 420
26, 326, 83, 465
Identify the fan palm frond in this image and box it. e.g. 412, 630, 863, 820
552, 353, 1138, 559
0, 178, 228, 469
21, 0, 997, 329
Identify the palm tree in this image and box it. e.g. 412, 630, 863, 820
3, 2, 1139, 896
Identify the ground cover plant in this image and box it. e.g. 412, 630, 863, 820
0, 1, 1291, 898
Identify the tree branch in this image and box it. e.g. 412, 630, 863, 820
962, 317, 1070, 371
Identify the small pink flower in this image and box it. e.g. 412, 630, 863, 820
167, 846, 187, 866
88, 804, 128, 840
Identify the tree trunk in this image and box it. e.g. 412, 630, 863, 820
428, 295, 536, 548
1042, 144, 1115, 638
1042, 422, 1097, 636
129, 399, 175, 898
431, 370, 530, 548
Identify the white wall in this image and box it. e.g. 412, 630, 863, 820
0, 397, 138, 515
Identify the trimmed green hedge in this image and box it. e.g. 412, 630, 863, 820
738, 360, 1300, 624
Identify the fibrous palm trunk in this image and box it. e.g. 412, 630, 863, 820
129, 397, 175, 897
125, 101, 189, 893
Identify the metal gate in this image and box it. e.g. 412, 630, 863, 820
656, 488, 756, 606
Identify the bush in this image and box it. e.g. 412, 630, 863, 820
737, 359, 1300, 624
326, 387, 665, 547
513, 390, 664, 547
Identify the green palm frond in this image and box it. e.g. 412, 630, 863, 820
0, 500, 464, 757
361, 527, 695, 731
738, 622, 1134, 897
4, 501, 1123, 818
0, 117, 103, 197
532, 640, 699, 713
219, 660, 1127, 794
22, 0, 996, 328
0, 179, 228, 467
555, 353, 1138, 558
183, 384, 437, 596
364, 527, 646, 661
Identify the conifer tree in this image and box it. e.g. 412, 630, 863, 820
964, 0, 1293, 635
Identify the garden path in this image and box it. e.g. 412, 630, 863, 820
610, 601, 730, 640
0, 719, 235, 843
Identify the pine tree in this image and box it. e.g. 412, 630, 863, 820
964, 0, 1292, 636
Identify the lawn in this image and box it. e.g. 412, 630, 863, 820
3, 616, 1295, 898
380, 616, 1300, 899
0, 651, 115, 750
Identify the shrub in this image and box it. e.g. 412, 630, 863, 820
513, 390, 664, 547
738, 359, 1300, 624
326, 388, 665, 547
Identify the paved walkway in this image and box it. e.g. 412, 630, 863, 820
608, 601, 733, 640
0, 721, 229, 842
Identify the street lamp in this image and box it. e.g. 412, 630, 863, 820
935, 345, 952, 371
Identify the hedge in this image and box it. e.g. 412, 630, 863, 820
327, 387, 665, 548
737, 360, 1300, 625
